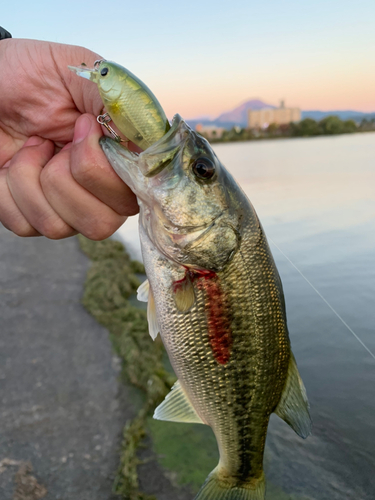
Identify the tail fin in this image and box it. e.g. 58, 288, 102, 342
194, 468, 265, 500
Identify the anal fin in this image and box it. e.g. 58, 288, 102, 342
274, 352, 312, 439
154, 380, 204, 424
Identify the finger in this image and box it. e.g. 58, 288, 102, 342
70, 114, 139, 216
3, 136, 59, 168
0, 128, 26, 166
40, 147, 127, 240
0, 169, 40, 236
6, 136, 77, 239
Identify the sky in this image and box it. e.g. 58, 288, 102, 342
3, 0, 375, 119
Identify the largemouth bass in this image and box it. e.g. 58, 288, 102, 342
69, 60, 170, 149
100, 115, 311, 500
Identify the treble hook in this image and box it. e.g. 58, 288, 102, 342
97, 113, 124, 143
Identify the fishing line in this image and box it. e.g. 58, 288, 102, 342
269, 238, 375, 361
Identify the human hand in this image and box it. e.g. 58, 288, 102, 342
0, 38, 139, 240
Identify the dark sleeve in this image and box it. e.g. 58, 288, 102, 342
0, 27, 12, 40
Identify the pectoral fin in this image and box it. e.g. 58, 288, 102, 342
137, 279, 159, 340
154, 380, 204, 424
173, 275, 196, 313
137, 279, 149, 302
147, 287, 159, 341
274, 353, 312, 439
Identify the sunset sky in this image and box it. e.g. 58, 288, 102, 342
3, 0, 375, 119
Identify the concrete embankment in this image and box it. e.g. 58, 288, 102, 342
0, 227, 133, 499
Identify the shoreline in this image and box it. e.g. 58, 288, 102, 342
206, 128, 375, 145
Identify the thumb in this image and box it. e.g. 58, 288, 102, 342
73, 113, 95, 145
70, 114, 138, 216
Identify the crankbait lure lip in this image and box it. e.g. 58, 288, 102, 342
68, 60, 107, 81
68, 63, 99, 82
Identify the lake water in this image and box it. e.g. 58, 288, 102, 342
117, 132, 375, 500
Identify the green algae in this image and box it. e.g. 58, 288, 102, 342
147, 419, 218, 490
147, 419, 310, 500
78, 235, 175, 499
78, 235, 311, 500
114, 411, 153, 500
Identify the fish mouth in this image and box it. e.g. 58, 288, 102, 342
99, 136, 142, 193
99, 115, 186, 196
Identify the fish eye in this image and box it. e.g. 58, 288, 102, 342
192, 158, 215, 180
100, 67, 109, 77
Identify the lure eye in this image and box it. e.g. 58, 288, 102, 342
100, 67, 109, 77
192, 158, 215, 180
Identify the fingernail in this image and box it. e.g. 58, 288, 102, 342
73, 115, 92, 144
24, 136, 45, 147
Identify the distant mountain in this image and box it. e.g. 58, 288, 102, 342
187, 100, 375, 131
215, 99, 275, 126
302, 110, 375, 121
187, 99, 275, 130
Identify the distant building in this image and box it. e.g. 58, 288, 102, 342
248, 100, 301, 129
195, 124, 225, 139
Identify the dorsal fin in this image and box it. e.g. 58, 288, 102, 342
154, 380, 204, 424
274, 352, 312, 438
